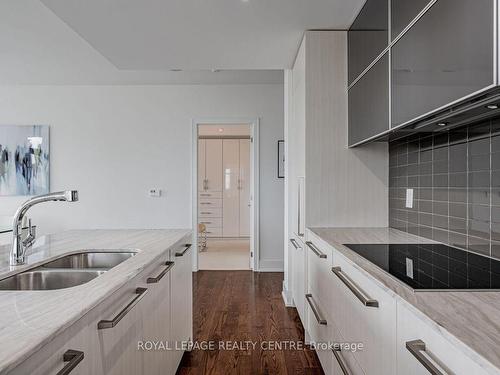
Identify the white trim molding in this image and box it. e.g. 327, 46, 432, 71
191, 117, 260, 272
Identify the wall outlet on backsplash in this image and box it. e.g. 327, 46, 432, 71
405, 189, 414, 208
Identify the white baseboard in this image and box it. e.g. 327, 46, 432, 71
281, 286, 294, 307
258, 258, 284, 272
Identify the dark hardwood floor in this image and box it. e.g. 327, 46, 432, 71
176, 271, 324, 375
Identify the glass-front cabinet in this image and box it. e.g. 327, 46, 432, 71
348, 0, 388, 85
348, 0, 496, 147
348, 53, 390, 146
391, 0, 494, 128
390, 0, 432, 40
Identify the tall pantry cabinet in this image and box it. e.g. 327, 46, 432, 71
198, 138, 250, 238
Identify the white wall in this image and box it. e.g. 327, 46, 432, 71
0, 84, 284, 270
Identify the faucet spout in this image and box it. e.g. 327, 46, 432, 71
10, 190, 79, 266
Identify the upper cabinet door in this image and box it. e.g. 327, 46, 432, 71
205, 139, 223, 191
348, 0, 388, 85
391, 0, 432, 40
391, 0, 495, 128
348, 53, 390, 146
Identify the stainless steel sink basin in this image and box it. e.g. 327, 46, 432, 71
0, 269, 106, 291
0, 251, 136, 291
41, 251, 136, 269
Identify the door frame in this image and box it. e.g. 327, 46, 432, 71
191, 118, 260, 272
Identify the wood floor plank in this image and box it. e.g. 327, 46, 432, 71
176, 271, 324, 375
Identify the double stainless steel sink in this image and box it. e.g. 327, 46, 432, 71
0, 251, 136, 291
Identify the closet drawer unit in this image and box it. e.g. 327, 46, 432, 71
198, 208, 222, 218
198, 218, 222, 228
198, 191, 222, 199
205, 227, 223, 237
329, 247, 397, 375
198, 198, 222, 208
306, 293, 333, 375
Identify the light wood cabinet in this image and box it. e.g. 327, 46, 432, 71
202, 139, 223, 192
222, 139, 240, 237
198, 138, 250, 238
239, 139, 251, 237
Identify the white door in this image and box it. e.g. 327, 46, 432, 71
239, 139, 251, 237
222, 139, 240, 237
198, 139, 206, 191
205, 139, 223, 192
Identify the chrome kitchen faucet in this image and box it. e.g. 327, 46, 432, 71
10, 191, 79, 266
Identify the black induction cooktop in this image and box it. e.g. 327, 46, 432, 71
342, 243, 500, 291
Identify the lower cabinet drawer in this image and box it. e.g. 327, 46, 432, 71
330, 248, 397, 375
331, 320, 365, 375
205, 227, 222, 237
198, 218, 222, 228
397, 302, 489, 375
198, 198, 222, 208
306, 293, 332, 375
198, 191, 222, 199
198, 208, 222, 218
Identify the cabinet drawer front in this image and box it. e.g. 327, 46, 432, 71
198, 218, 222, 228
330, 248, 397, 375
290, 237, 307, 324
331, 321, 365, 375
306, 293, 333, 375
198, 191, 222, 199
205, 227, 223, 237
198, 208, 222, 218
397, 302, 488, 375
198, 198, 222, 208
306, 231, 334, 315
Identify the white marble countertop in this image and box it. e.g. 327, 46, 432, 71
0, 229, 191, 374
310, 227, 500, 375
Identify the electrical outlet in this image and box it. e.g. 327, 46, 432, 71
406, 258, 414, 279
148, 189, 162, 197
406, 188, 414, 208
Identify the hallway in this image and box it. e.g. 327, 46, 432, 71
177, 271, 323, 375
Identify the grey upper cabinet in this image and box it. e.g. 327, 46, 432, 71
391, 0, 494, 128
348, 53, 390, 146
391, 0, 432, 40
348, 0, 388, 85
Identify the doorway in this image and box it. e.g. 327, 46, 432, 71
192, 119, 259, 271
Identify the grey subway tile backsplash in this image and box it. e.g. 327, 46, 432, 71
389, 119, 500, 260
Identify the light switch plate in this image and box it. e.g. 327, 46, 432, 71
148, 189, 162, 197
406, 188, 414, 208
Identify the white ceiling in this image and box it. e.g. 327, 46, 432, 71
0, 0, 365, 85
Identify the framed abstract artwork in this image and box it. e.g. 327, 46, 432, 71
0, 125, 50, 196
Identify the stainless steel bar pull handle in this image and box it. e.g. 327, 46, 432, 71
56, 350, 84, 375
306, 241, 327, 258
98, 287, 148, 329
331, 267, 379, 308
332, 348, 352, 375
406, 340, 449, 375
305, 294, 327, 325
147, 261, 174, 283
176, 243, 192, 257
290, 238, 300, 250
